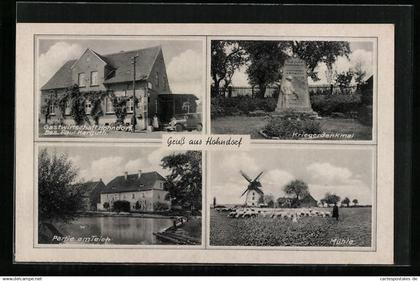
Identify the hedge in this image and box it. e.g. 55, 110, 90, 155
112, 200, 131, 212
263, 117, 322, 139
310, 94, 362, 117
211, 96, 277, 118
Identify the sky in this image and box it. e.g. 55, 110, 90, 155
210, 147, 374, 205
40, 145, 189, 185
38, 38, 205, 100
229, 41, 375, 87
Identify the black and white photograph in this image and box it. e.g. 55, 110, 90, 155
37, 145, 202, 245
38, 38, 205, 139
15, 21, 395, 264
211, 39, 375, 140
209, 147, 374, 247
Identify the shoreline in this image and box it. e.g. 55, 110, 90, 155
77, 211, 191, 220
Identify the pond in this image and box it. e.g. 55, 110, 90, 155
52, 216, 174, 245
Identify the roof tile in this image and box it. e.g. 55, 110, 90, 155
41, 46, 161, 91
102, 171, 166, 194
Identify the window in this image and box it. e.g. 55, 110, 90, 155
127, 98, 134, 113
90, 71, 98, 86
85, 100, 92, 114
157, 194, 160, 200
106, 97, 114, 113
49, 103, 55, 115
132, 194, 135, 199
155, 72, 159, 87
78, 73, 86, 87
160, 182, 164, 189
65, 101, 71, 115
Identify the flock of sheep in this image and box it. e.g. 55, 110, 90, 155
216, 207, 332, 222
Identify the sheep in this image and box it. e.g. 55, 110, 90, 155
227, 211, 237, 218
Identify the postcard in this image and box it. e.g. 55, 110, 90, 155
15, 23, 394, 264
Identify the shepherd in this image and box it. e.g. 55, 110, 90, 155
332, 202, 339, 221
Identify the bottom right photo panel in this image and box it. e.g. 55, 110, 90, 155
209, 146, 375, 248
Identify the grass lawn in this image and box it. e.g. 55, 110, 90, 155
210, 208, 372, 247
211, 115, 372, 140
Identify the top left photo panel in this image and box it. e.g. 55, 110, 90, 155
36, 36, 206, 140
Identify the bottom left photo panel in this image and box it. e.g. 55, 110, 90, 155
35, 144, 203, 247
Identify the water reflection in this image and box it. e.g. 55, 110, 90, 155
56, 216, 174, 245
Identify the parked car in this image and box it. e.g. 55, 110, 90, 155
165, 113, 202, 132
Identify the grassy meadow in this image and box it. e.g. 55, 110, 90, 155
210, 207, 372, 247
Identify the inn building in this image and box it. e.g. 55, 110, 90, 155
40, 46, 172, 129
97, 170, 171, 212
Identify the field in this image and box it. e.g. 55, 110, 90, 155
210, 207, 372, 247
211, 116, 372, 140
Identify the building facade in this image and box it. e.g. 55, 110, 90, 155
40, 46, 171, 129
76, 180, 106, 211
97, 170, 170, 212
245, 187, 264, 207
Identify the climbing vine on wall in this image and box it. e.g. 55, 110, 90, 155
44, 85, 140, 126
110, 93, 139, 125
88, 91, 108, 125
41, 95, 54, 124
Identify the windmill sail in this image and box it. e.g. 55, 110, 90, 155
240, 170, 252, 183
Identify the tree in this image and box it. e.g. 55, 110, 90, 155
323, 192, 341, 206
211, 41, 246, 97
341, 197, 350, 207
264, 194, 275, 208
38, 149, 83, 223
161, 151, 202, 211
335, 70, 354, 94
291, 41, 351, 83
353, 61, 367, 91
283, 179, 309, 208
241, 40, 351, 97
352, 199, 359, 206
241, 41, 289, 98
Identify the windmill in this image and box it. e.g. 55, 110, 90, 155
240, 170, 264, 207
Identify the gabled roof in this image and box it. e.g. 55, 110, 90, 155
74, 180, 106, 197
102, 171, 166, 194
41, 60, 76, 91
41, 46, 162, 91
301, 193, 317, 203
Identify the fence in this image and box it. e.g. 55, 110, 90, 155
217, 85, 358, 98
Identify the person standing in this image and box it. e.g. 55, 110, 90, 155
152, 114, 160, 131
332, 202, 339, 221
131, 114, 137, 133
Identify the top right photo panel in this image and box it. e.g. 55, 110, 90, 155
210, 39, 376, 141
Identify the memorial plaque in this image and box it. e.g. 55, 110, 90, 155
275, 57, 316, 116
